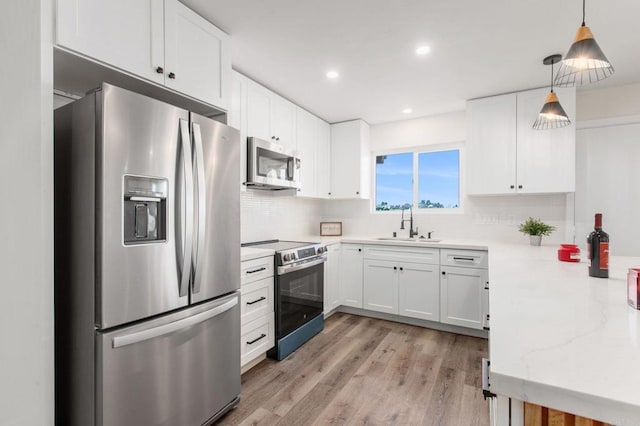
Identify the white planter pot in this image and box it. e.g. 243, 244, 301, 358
529, 235, 542, 246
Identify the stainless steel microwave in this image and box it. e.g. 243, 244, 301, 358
246, 137, 301, 190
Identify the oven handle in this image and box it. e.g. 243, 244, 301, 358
278, 256, 327, 275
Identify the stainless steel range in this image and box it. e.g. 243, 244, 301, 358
244, 240, 327, 360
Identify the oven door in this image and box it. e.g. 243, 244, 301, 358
276, 257, 325, 338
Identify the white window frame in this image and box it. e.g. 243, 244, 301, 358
371, 141, 465, 214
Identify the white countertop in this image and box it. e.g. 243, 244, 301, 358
321, 236, 489, 251
486, 243, 640, 425
240, 246, 275, 261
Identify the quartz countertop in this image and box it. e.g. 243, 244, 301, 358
320, 236, 489, 250
486, 243, 640, 425
240, 246, 275, 262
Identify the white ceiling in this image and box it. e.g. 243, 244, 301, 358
182, 0, 640, 124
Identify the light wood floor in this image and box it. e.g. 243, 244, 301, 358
217, 313, 489, 426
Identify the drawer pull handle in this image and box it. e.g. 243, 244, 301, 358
246, 296, 267, 305
452, 257, 475, 261
246, 267, 267, 274
246, 333, 267, 345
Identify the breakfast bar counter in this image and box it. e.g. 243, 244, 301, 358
486, 243, 640, 425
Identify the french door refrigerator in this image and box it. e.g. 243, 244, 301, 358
54, 83, 241, 426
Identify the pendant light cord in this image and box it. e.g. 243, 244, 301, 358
550, 60, 555, 93
582, 0, 586, 26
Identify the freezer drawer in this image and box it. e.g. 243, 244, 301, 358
96, 293, 240, 426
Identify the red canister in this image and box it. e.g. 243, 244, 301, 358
558, 244, 580, 262
628, 268, 640, 310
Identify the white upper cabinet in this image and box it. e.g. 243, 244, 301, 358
56, 0, 231, 110
467, 93, 517, 195
246, 80, 272, 142
164, 0, 230, 110
296, 108, 318, 197
316, 120, 331, 199
56, 0, 165, 85
272, 96, 296, 150
515, 87, 576, 193
330, 120, 371, 199
246, 81, 296, 150
466, 87, 576, 195
229, 71, 248, 191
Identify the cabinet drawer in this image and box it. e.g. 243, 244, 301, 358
240, 277, 274, 326
364, 245, 439, 265
241, 256, 274, 285
440, 249, 488, 269
240, 314, 274, 366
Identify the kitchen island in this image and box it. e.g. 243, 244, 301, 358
487, 243, 640, 426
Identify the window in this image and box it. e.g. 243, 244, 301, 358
375, 148, 460, 211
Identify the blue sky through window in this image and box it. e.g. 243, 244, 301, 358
418, 150, 459, 208
375, 149, 459, 211
375, 153, 412, 209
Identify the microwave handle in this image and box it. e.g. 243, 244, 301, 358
287, 158, 293, 180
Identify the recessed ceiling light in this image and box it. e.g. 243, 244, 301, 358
326, 70, 339, 79
402, 108, 413, 114
415, 45, 431, 56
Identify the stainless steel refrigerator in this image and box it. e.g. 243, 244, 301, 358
54, 83, 241, 426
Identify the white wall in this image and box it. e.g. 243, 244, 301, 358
577, 83, 640, 121
0, 1, 54, 425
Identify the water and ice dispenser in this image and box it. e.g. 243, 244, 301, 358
123, 175, 168, 244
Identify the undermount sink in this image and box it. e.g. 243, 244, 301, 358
375, 237, 442, 243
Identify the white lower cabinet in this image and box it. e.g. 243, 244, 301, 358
363, 259, 398, 314
324, 244, 342, 315
339, 244, 364, 308
398, 262, 440, 321
363, 249, 440, 320
440, 265, 488, 330
240, 255, 275, 368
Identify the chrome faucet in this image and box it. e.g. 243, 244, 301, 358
400, 206, 419, 238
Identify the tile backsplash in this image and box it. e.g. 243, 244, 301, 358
241, 189, 571, 245
241, 190, 324, 243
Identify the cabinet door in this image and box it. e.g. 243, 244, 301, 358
363, 259, 398, 314
316, 120, 331, 199
246, 81, 273, 141
164, 0, 230, 110
272, 96, 297, 150
230, 71, 248, 191
440, 266, 487, 330
516, 87, 576, 193
324, 244, 341, 314
56, 0, 164, 85
466, 94, 517, 195
330, 120, 363, 198
398, 262, 440, 321
296, 108, 317, 197
340, 244, 363, 308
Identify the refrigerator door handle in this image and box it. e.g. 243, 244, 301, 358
191, 122, 207, 294
112, 297, 238, 348
177, 119, 194, 297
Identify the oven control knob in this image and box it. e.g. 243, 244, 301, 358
283, 254, 291, 262
291, 253, 297, 260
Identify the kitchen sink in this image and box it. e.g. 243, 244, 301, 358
375, 237, 442, 243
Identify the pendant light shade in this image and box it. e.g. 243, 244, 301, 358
554, 0, 614, 87
533, 54, 571, 130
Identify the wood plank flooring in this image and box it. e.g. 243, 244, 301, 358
217, 313, 489, 426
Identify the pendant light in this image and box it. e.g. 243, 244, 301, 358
533, 54, 571, 130
554, 0, 614, 87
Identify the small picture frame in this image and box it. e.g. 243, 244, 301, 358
320, 222, 342, 236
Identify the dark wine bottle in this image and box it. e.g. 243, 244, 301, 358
587, 213, 609, 278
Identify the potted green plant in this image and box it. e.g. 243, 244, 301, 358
518, 217, 556, 246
